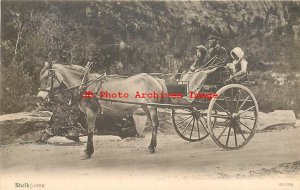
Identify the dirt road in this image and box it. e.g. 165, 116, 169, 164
1, 125, 300, 190
1, 126, 300, 178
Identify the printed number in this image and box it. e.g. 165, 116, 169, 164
279, 183, 293, 187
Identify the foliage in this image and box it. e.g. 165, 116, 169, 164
250, 72, 299, 113
0, 63, 33, 114
1, 1, 300, 114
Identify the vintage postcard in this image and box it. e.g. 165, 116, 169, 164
0, 1, 299, 189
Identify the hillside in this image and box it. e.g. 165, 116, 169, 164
1, 1, 300, 114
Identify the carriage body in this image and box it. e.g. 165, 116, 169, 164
168, 69, 258, 150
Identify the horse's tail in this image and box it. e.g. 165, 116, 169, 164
155, 78, 169, 104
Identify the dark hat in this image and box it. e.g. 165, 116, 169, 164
208, 30, 221, 40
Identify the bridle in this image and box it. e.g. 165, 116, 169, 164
38, 62, 107, 104
38, 63, 67, 102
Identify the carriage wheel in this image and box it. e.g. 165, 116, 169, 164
207, 84, 258, 150
171, 108, 210, 142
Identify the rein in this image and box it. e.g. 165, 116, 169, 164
39, 62, 106, 103
50, 74, 107, 101
39, 57, 226, 103
104, 55, 221, 78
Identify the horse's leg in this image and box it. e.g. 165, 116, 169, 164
82, 104, 98, 160
142, 106, 159, 153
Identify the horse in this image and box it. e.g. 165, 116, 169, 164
37, 62, 167, 159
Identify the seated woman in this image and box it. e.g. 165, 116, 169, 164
226, 47, 248, 82
175, 45, 207, 80
173, 45, 209, 103
189, 45, 207, 72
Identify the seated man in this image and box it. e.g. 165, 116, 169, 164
226, 47, 248, 82
193, 29, 228, 85
204, 30, 228, 68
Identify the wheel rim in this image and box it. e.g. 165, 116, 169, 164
172, 108, 210, 142
207, 84, 258, 150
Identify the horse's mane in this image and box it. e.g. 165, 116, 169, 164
54, 63, 86, 73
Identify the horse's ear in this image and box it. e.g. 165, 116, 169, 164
45, 61, 52, 69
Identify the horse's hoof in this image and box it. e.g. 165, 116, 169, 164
81, 153, 92, 160
66, 136, 81, 143
35, 132, 52, 144
137, 133, 145, 138
147, 146, 156, 153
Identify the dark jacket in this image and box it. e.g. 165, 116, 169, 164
204, 45, 228, 67
192, 57, 206, 69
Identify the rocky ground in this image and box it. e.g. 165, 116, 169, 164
1, 120, 299, 176
0, 113, 299, 190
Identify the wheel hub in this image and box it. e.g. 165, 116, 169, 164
231, 113, 240, 120
192, 111, 200, 119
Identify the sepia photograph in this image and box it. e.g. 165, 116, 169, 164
0, 0, 299, 189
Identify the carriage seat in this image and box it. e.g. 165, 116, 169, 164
228, 72, 256, 85
166, 81, 188, 96
236, 73, 256, 85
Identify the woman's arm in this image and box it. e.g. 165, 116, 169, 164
226, 60, 247, 82
233, 59, 247, 77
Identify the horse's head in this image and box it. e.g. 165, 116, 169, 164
37, 62, 66, 103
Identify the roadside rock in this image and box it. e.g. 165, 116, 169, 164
0, 111, 52, 144
47, 136, 78, 144
133, 114, 148, 134
258, 110, 296, 131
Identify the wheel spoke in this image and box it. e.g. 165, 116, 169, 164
174, 111, 193, 115
214, 102, 231, 115
175, 115, 193, 126
181, 117, 194, 134
240, 116, 255, 120
235, 90, 242, 112
236, 121, 246, 141
238, 120, 253, 132
217, 122, 229, 140
221, 93, 231, 112
200, 114, 207, 123
210, 114, 231, 119
237, 95, 250, 112
226, 127, 231, 147
237, 106, 255, 116
233, 124, 238, 147
215, 118, 231, 127
196, 119, 201, 139
198, 117, 209, 134
190, 118, 195, 139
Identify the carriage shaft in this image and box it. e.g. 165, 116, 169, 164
97, 97, 207, 110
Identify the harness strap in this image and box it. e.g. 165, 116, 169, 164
68, 74, 107, 106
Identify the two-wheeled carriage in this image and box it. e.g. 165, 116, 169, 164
98, 67, 259, 150
169, 67, 258, 150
